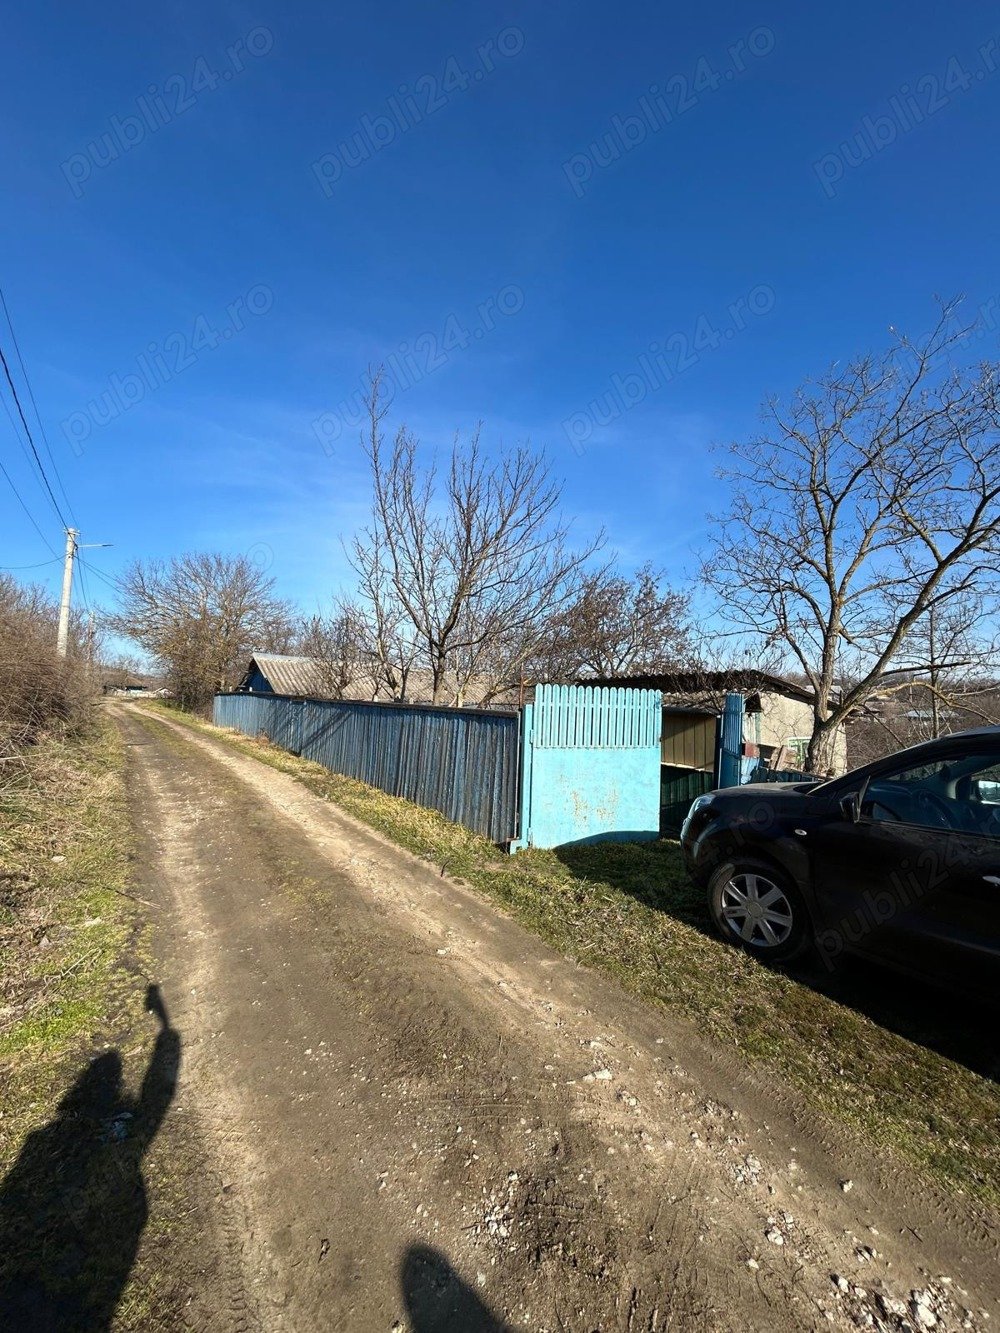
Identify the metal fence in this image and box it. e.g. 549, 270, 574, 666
660, 765, 715, 834
748, 763, 812, 784
214, 693, 305, 753
213, 692, 520, 844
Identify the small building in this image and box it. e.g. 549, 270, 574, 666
234, 653, 517, 708
595, 670, 846, 775
101, 672, 162, 698
593, 670, 847, 832
236, 654, 344, 699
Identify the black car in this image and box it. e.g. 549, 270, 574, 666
680, 728, 1000, 997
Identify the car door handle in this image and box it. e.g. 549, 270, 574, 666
983, 875, 1000, 887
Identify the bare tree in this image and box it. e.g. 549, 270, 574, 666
292, 603, 401, 700
533, 562, 691, 680
348, 541, 420, 701
351, 373, 603, 704
100, 653, 146, 691
109, 553, 293, 712
846, 593, 1000, 763
706, 301, 1000, 772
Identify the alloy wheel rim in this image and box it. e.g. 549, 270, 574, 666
720, 873, 794, 948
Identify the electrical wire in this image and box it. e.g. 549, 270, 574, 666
0, 341, 69, 529
0, 289, 77, 526
75, 551, 91, 615
78, 554, 119, 595
0, 392, 62, 519
0, 557, 60, 571
0, 453, 58, 555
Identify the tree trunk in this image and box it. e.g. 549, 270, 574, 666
806, 721, 840, 777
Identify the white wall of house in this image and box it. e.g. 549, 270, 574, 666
748, 692, 848, 775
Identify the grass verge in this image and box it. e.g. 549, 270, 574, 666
0, 713, 202, 1329
0, 720, 138, 1067
149, 701, 1000, 1210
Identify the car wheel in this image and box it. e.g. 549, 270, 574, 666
707, 859, 811, 962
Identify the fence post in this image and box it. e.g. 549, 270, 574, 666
510, 701, 534, 852
718, 692, 745, 788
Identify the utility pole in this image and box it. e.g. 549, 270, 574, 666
55, 529, 112, 659
56, 526, 78, 658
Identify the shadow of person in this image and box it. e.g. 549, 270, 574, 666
0, 984, 180, 1331
401, 1243, 511, 1332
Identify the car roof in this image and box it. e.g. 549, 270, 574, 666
815, 724, 1000, 792
891, 725, 1000, 752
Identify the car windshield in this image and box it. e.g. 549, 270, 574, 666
861, 750, 1000, 833
807, 737, 1000, 796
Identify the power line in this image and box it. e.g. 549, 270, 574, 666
78, 554, 119, 594
0, 340, 69, 529
0, 289, 77, 526
76, 551, 91, 614
0, 557, 60, 571
0, 454, 58, 555
0, 392, 61, 519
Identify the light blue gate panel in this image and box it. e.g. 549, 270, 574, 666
718, 692, 745, 789
517, 685, 662, 848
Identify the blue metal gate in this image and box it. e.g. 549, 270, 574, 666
514, 685, 662, 848
215, 685, 664, 850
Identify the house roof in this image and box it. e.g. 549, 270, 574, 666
588, 670, 819, 707
238, 654, 340, 698
237, 653, 518, 708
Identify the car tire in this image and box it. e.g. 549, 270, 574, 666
707, 858, 811, 962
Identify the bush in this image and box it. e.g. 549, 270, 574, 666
0, 576, 93, 766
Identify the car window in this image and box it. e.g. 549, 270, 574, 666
862, 751, 1000, 834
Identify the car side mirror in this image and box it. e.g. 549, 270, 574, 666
839, 792, 860, 823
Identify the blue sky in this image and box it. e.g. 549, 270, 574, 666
2, 0, 1000, 627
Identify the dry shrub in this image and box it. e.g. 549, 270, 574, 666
0, 577, 94, 773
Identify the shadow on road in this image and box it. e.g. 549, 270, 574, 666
0, 984, 179, 1332
554, 842, 1000, 1084
401, 1243, 511, 1332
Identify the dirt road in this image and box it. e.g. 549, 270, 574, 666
114, 702, 1000, 1332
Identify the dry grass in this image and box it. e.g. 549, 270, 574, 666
0, 714, 205, 1329
0, 625, 93, 771
0, 723, 137, 1061
153, 701, 1000, 1212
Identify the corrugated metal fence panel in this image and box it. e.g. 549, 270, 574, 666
214, 693, 304, 753
660, 765, 715, 835
661, 712, 717, 770
532, 684, 661, 749
213, 693, 519, 844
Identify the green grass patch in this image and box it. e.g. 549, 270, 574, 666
148, 702, 1000, 1210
